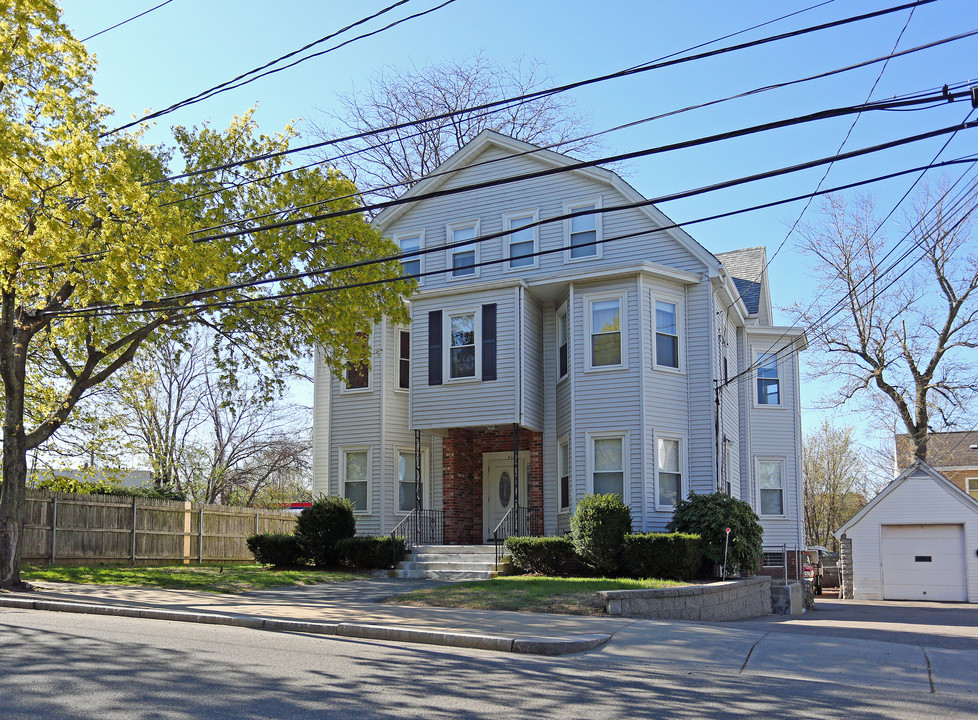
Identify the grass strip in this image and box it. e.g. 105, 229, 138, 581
385, 575, 686, 615
20, 564, 365, 594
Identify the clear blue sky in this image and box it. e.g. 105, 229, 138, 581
61, 0, 977, 467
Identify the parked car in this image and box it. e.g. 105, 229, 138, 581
804, 546, 840, 594
802, 549, 823, 595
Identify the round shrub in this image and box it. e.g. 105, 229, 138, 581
246, 533, 306, 568
667, 492, 762, 575
570, 493, 632, 576
294, 495, 356, 567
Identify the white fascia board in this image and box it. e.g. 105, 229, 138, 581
412, 276, 527, 301
711, 271, 749, 323
745, 325, 809, 352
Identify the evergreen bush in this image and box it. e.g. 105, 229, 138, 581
504, 536, 581, 576
570, 493, 632, 576
294, 495, 356, 567
246, 533, 306, 568
667, 492, 763, 575
336, 536, 405, 569
622, 532, 702, 580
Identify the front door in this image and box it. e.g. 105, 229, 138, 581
483, 452, 529, 542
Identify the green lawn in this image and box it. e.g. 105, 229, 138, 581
20, 564, 365, 594
385, 576, 687, 615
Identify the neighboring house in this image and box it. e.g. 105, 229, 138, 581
836, 460, 978, 603
895, 431, 978, 500
311, 130, 807, 548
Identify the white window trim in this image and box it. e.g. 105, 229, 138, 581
340, 445, 371, 515
967, 477, 978, 500
586, 431, 629, 503
393, 230, 424, 286
556, 302, 569, 383
394, 445, 430, 515
563, 197, 603, 263
394, 326, 410, 393
654, 433, 686, 511
557, 435, 571, 514
651, 290, 685, 374
585, 291, 628, 372
443, 308, 482, 383
753, 349, 784, 408
503, 209, 539, 272
446, 220, 480, 281
755, 456, 786, 518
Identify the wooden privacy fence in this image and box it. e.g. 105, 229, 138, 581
21, 489, 297, 566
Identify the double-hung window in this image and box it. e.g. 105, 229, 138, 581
397, 449, 426, 513
556, 306, 569, 379
756, 352, 780, 405
757, 459, 784, 516
654, 300, 680, 369
591, 435, 624, 497
397, 234, 422, 279
343, 449, 369, 513
448, 223, 478, 278
558, 438, 571, 512
657, 437, 682, 507
968, 478, 978, 500
449, 313, 477, 379
345, 362, 369, 390
505, 212, 537, 269
589, 297, 622, 368
565, 200, 602, 260
397, 329, 410, 390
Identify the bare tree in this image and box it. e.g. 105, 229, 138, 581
311, 53, 597, 202
803, 421, 869, 550
790, 187, 978, 461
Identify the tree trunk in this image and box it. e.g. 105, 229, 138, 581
0, 430, 29, 589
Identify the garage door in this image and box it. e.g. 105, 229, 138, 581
881, 524, 966, 602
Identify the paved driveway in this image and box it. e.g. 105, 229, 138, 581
729, 594, 978, 650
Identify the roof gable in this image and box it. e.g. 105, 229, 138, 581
836, 459, 978, 537
373, 130, 721, 274
715, 246, 771, 321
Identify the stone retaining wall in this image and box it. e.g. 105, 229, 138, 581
599, 576, 772, 621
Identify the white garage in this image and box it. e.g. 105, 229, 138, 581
836, 461, 978, 603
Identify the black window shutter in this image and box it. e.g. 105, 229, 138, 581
482, 303, 497, 381
428, 310, 442, 386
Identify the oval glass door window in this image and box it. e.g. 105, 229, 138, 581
498, 471, 512, 506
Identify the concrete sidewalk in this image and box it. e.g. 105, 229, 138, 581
2, 577, 977, 695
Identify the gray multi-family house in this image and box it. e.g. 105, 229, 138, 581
312, 130, 807, 553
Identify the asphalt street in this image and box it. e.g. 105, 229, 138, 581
1, 606, 976, 719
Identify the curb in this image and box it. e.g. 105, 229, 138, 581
0, 596, 610, 656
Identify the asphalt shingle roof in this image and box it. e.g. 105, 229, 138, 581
716, 247, 765, 316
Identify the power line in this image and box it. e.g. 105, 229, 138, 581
43, 152, 978, 320
101, 0, 457, 137
80, 0, 175, 42
144, 0, 942, 186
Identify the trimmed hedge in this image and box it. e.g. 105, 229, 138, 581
622, 532, 702, 580
505, 536, 581, 576
336, 536, 405, 569
294, 495, 356, 567
246, 533, 307, 568
570, 493, 632, 576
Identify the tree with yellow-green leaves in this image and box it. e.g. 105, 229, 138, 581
0, 1, 411, 588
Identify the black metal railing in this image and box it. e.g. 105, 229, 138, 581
391, 509, 444, 562
492, 505, 542, 567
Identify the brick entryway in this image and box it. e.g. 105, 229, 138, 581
442, 426, 543, 544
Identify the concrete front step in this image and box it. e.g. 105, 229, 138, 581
395, 544, 509, 582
